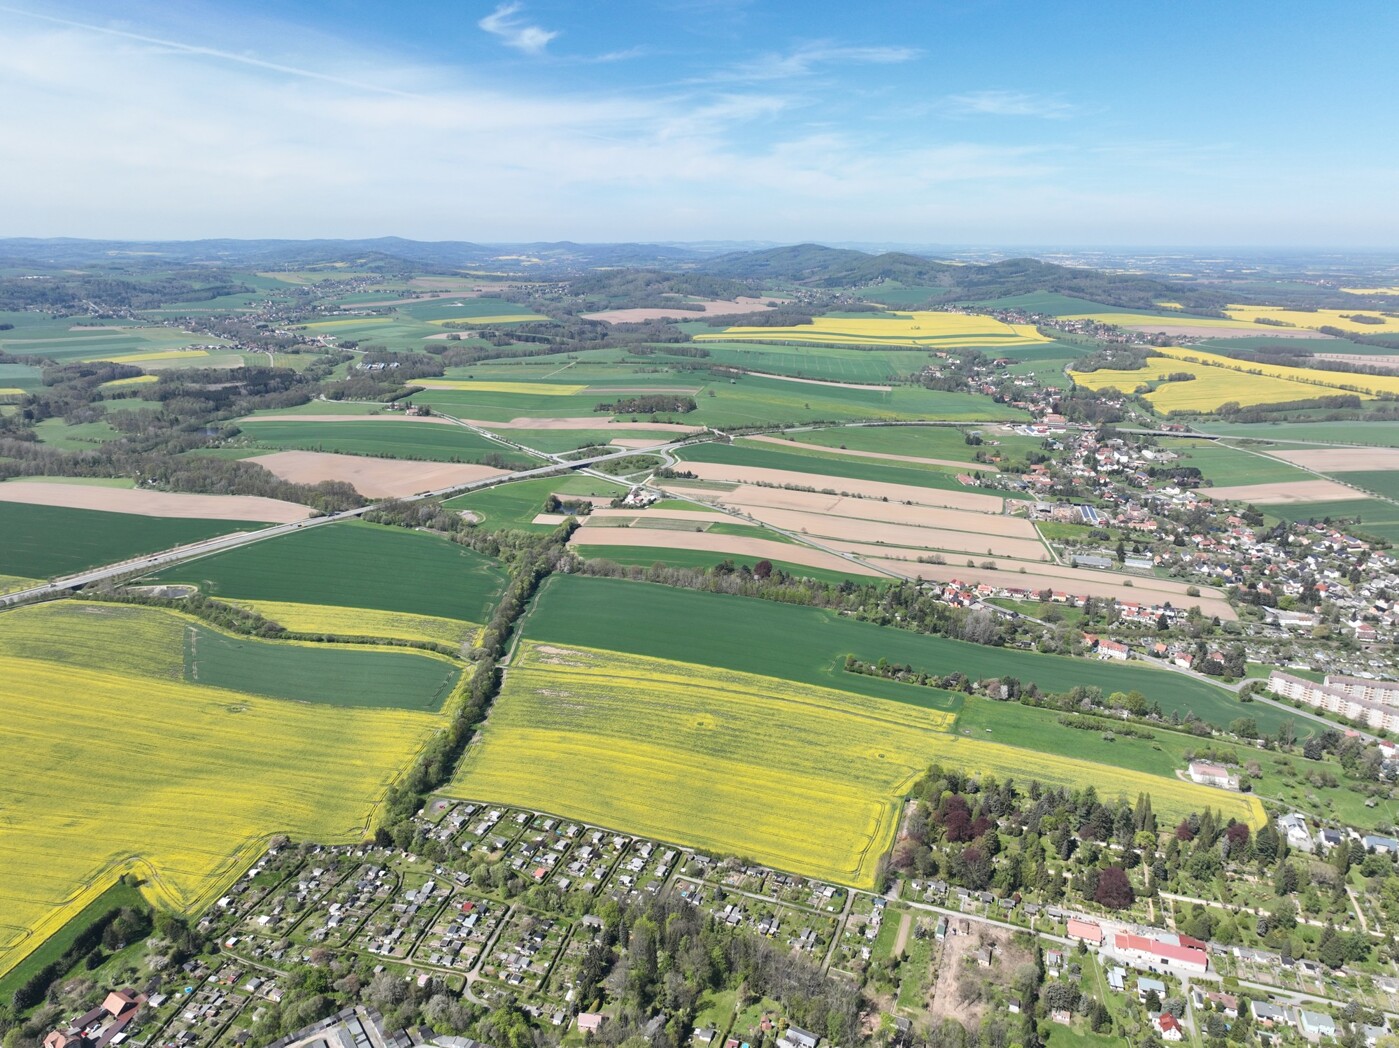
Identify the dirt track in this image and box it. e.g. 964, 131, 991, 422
248, 451, 507, 498
0, 482, 311, 523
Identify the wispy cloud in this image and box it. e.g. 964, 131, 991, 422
478, 3, 558, 55
703, 41, 920, 83
940, 90, 1076, 119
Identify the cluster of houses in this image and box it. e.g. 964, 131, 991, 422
44, 990, 145, 1048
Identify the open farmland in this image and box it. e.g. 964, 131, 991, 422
0, 480, 310, 522
677, 439, 975, 492
145, 521, 505, 623
527, 576, 1281, 733
0, 601, 463, 710
1071, 355, 1365, 413
1157, 439, 1315, 487
451, 640, 959, 886
230, 600, 478, 649
1153, 345, 1399, 397
779, 423, 1041, 464
668, 461, 1008, 513
1268, 446, 1399, 471
1257, 497, 1399, 543
234, 417, 533, 465
0, 502, 278, 580
567, 525, 889, 577
1202, 479, 1361, 504
444, 474, 630, 530
246, 450, 511, 498
692, 310, 1052, 350
1224, 305, 1399, 336
0, 656, 440, 979
452, 637, 1263, 888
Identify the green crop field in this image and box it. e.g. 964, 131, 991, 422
652, 342, 926, 383
0, 502, 274, 579
783, 423, 1042, 463
1340, 469, 1399, 501
444, 474, 629, 530
676, 439, 972, 492
145, 520, 505, 622
0, 601, 460, 711
184, 625, 460, 710
1195, 420, 1399, 446
233, 418, 537, 466
1160, 440, 1314, 487
1258, 497, 1399, 542
525, 575, 1291, 733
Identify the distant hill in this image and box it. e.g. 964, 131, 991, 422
698, 244, 1229, 312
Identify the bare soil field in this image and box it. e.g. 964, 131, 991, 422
568, 528, 889, 577
0, 482, 311, 523
749, 434, 995, 470
729, 507, 1047, 561
719, 486, 1036, 536
1203, 478, 1359, 504
581, 296, 784, 324
926, 925, 1030, 1030
608, 437, 669, 449
862, 557, 1234, 619
247, 413, 459, 426
532, 513, 571, 525
1269, 447, 1399, 471
248, 451, 506, 498
678, 462, 1006, 512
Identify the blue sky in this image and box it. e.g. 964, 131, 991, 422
0, 0, 1395, 246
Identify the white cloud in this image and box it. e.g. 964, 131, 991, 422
703, 41, 920, 82
478, 3, 558, 55
940, 90, 1077, 119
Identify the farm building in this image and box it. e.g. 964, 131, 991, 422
1188, 760, 1234, 789
1114, 931, 1210, 973
1066, 917, 1105, 945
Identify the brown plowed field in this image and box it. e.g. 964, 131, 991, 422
1269, 447, 1399, 471
720, 486, 1035, 536
248, 451, 506, 498
581, 296, 785, 323
1203, 479, 1358, 504
680, 462, 1006, 512
568, 528, 889, 576
0, 482, 310, 523
730, 507, 1048, 561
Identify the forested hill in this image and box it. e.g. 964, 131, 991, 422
698, 244, 1230, 311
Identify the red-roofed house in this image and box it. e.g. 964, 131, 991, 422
1155, 1013, 1184, 1042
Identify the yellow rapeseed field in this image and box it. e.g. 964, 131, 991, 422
0, 656, 441, 979
1072, 345, 1399, 412
303, 317, 394, 329
1224, 305, 1399, 335
0, 574, 37, 594
451, 642, 1258, 888
1341, 287, 1399, 296
415, 380, 587, 395
0, 387, 26, 397
1060, 311, 1254, 331
100, 374, 159, 389
693, 311, 1051, 350
233, 599, 478, 649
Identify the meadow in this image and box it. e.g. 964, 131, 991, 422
0, 502, 274, 579
525, 576, 1299, 734
649, 342, 925, 383
145, 521, 506, 623
1258, 497, 1399, 542
0, 655, 440, 979
692, 310, 1052, 350
234, 418, 535, 466
452, 638, 1263, 888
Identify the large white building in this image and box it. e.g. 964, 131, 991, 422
1268, 671, 1399, 732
